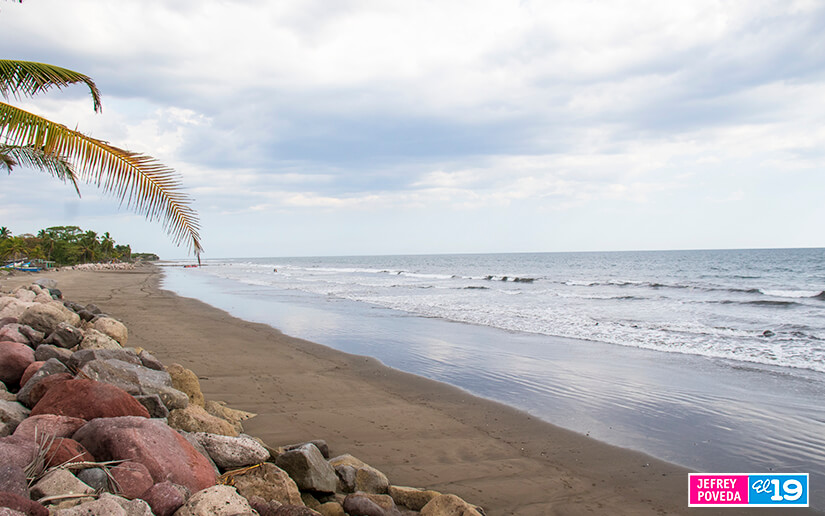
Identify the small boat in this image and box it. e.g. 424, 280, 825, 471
183, 264, 198, 268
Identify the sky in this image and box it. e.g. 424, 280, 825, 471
1, 0, 824, 259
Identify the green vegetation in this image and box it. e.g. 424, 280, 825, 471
0, 56, 202, 258
0, 225, 135, 265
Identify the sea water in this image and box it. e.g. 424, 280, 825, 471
161, 248, 825, 508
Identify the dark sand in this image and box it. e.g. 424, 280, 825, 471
4, 266, 807, 515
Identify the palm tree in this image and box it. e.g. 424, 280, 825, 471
0, 59, 203, 259
0, 226, 10, 239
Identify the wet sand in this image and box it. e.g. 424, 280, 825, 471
3, 266, 804, 515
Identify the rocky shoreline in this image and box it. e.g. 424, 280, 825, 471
0, 279, 485, 516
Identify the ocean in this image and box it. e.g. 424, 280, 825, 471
161, 248, 825, 508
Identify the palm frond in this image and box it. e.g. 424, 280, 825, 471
0, 101, 202, 255
0, 144, 80, 194
0, 60, 102, 112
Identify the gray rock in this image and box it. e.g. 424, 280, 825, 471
45, 322, 84, 349
0, 400, 30, 437
16, 358, 70, 408
275, 443, 337, 494
284, 439, 329, 459
138, 350, 164, 371
20, 302, 80, 334
192, 432, 270, 470
173, 484, 254, 516
33, 278, 58, 289
68, 348, 141, 370
85, 304, 103, 315
79, 359, 188, 410
334, 465, 357, 493
34, 344, 73, 365
18, 324, 44, 346
99, 493, 154, 516
30, 468, 93, 500
135, 394, 170, 418
76, 467, 110, 492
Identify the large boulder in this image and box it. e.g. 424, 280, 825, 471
172, 485, 253, 516
388, 486, 440, 511
191, 433, 269, 470
30, 379, 150, 419
0, 491, 48, 516
19, 302, 80, 334
0, 323, 42, 346
44, 323, 84, 349
43, 437, 95, 468
420, 494, 484, 516
0, 297, 31, 320
30, 467, 94, 500
109, 461, 154, 500
141, 481, 190, 516
329, 454, 388, 494
67, 348, 141, 370
0, 464, 28, 498
92, 317, 128, 346
0, 434, 37, 469
15, 358, 71, 408
17, 372, 74, 409
0, 400, 30, 437
0, 341, 35, 386
275, 443, 337, 494
33, 345, 72, 365
13, 414, 86, 440
166, 364, 205, 408
72, 416, 217, 493
167, 406, 237, 436
79, 359, 188, 410
230, 462, 303, 506
78, 329, 122, 350
20, 361, 45, 387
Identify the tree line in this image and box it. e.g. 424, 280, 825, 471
0, 225, 133, 265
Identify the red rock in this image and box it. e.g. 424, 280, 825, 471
30, 379, 149, 419
109, 461, 154, 500
19, 361, 44, 387
73, 416, 216, 493
0, 341, 35, 386
0, 491, 48, 516
142, 481, 190, 516
0, 435, 37, 469
21, 373, 73, 408
44, 437, 95, 468
12, 414, 87, 441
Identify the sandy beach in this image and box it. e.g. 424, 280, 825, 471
3, 266, 803, 515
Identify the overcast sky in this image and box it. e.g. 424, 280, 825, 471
2, 0, 824, 258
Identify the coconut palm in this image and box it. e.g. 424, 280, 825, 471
0, 59, 202, 258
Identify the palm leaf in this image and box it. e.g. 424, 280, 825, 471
0, 101, 202, 255
0, 60, 102, 112
0, 144, 80, 194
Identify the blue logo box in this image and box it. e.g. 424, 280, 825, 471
747, 474, 809, 507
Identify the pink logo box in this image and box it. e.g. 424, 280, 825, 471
689, 474, 749, 506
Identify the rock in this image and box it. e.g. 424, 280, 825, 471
134, 394, 170, 418
0, 464, 28, 498
142, 481, 190, 516
192, 433, 269, 470
19, 302, 80, 334
51, 496, 128, 516
230, 462, 303, 506
0, 298, 30, 321
0, 341, 35, 386
17, 372, 73, 409
19, 361, 44, 387
0, 324, 35, 346
329, 455, 388, 494
17, 325, 44, 347
33, 345, 72, 365
44, 323, 84, 350
273, 506, 323, 516
284, 440, 329, 459
316, 502, 345, 516
110, 461, 154, 500
12, 289, 35, 303
78, 329, 121, 350
43, 437, 95, 468
72, 416, 216, 493
247, 495, 281, 516
76, 468, 109, 492
30, 468, 94, 500
92, 317, 128, 346
274, 443, 337, 494
100, 493, 155, 516
84, 304, 103, 316
15, 358, 71, 407
342, 494, 389, 516
0, 492, 48, 516
388, 486, 440, 511
420, 494, 483, 516
31, 379, 150, 419
138, 350, 164, 371
334, 465, 356, 493
166, 364, 204, 408
79, 359, 189, 410
178, 432, 220, 475
67, 348, 141, 370
33, 279, 58, 290
168, 405, 238, 436
0, 435, 37, 468
0, 400, 30, 437
203, 400, 255, 433
172, 484, 253, 516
